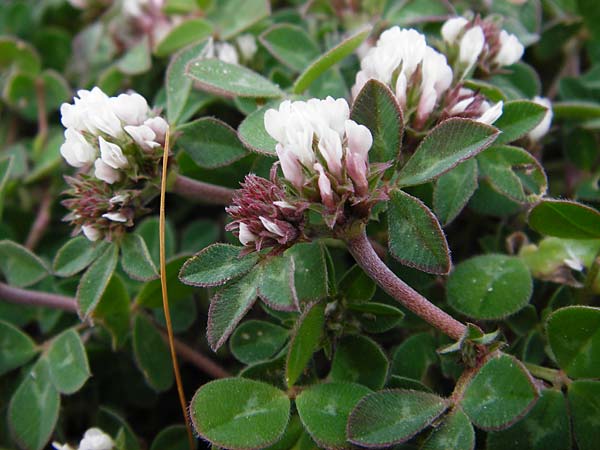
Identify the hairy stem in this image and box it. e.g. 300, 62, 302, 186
35, 78, 48, 146
345, 228, 466, 341
0, 281, 228, 379
171, 174, 234, 205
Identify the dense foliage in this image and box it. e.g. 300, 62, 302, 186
0, 1, 599, 450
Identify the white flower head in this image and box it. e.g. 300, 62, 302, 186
99, 137, 129, 170
79, 427, 114, 450
528, 96, 553, 141
60, 129, 97, 168
494, 30, 524, 67
76, 88, 123, 138
441, 17, 469, 44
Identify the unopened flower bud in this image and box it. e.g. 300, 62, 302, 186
109, 92, 150, 126
79, 427, 114, 450
102, 212, 127, 223
82, 224, 101, 241
441, 17, 468, 44
528, 96, 553, 141
314, 163, 335, 209
318, 128, 343, 179
494, 30, 524, 67
459, 26, 485, 73
124, 125, 159, 150
238, 223, 257, 245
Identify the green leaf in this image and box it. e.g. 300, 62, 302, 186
47, 328, 90, 394
388, 190, 451, 274
133, 314, 173, 392
347, 389, 448, 447
568, 380, 600, 450
207, 0, 270, 40
0, 156, 13, 193
493, 100, 548, 144
477, 145, 547, 203
166, 39, 210, 124
287, 243, 328, 306
296, 382, 371, 449
116, 37, 151, 75
292, 26, 371, 94
348, 302, 404, 334
190, 377, 290, 449
286, 302, 325, 387
447, 254, 533, 320
487, 389, 571, 450
179, 243, 258, 287
390, 332, 437, 381
0, 240, 47, 287
338, 264, 376, 304
186, 58, 283, 98
350, 79, 403, 164
547, 306, 600, 378
120, 233, 158, 281
77, 243, 118, 319
422, 409, 475, 450
384, 0, 452, 25
151, 425, 195, 450
230, 320, 289, 364
329, 335, 389, 390
433, 158, 478, 225
461, 353, 538, 430
155, 18, 212, 57
181, 219, 219, 253
552, 101, 600, 120
93, 275, 131, 349
8, 358, 59, 450
237, 101, 279, 155
397, 118, 499, 187
0, 320, 38, 376
259, 24, 320, 72
207, 268, 260, 350
257, 255, 296, 311
176, 117, 247, 168
138, 256, 194, 308
528, 199, 600, 239
0, 36, 41, 74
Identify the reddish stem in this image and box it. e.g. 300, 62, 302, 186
172, 174, 234, 205
345, 229, 466, 341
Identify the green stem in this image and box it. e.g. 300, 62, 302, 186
524, 362, 569, 386
170, 174, 234, 205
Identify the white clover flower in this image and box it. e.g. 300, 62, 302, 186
528, 96, 553, 141
477, 101, 504, 125
441, 17, 468, 44
60, 129, 97, 168
236, 34, 258, 60
259, 217, 285, 237
81, 224, 101, 242
79, 428, 114, 450
124, 125, 160, 150
109, 92, 150, 126
94, 159, 121, 184
238, 222, 257, 245
144, 116, 168, 143
216, 42, 239, 65
264, 97, 373, 207
99, 137, 129, 170
494, 30, 524, 67
458, 26, 485, 73
352, 26, 453, 126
